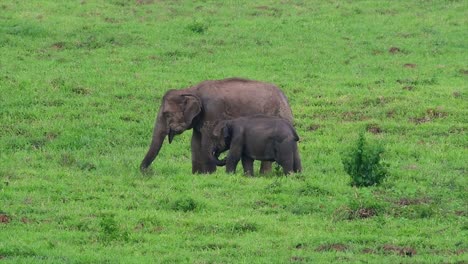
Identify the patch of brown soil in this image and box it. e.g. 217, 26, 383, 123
51, 42, 65, 50
382, 244, 416, 257
410, 107, 447, 124
459, 69, 468, 75
0, 214, 10, 224
316, 243, 348, 252
290, 256, 304, 262
386, 110, 396, 118
426, 108, 447, 119
295, 243, 306, 249
307, 124, 320, 131
362, 248, 375, 254
389, 47, 401, 54
152, 226, 164, 233
372, 50, 383, 55
403, 85, 414, 91
454, 211, 466, 216
405, 164, 419, 170
342, 111, 369, 121
134, 222, 144, 231
367, 123, 382, 134
21, 217, 33, 224
403, 63, 417, 68
356, 208, 377, 218
396, 197, 431, 206
410, 116, 431, 124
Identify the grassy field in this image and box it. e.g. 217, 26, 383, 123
1, 0, 467, 263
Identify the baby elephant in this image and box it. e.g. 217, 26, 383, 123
211, 115, 302, 176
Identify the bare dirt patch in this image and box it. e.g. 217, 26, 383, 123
405, 164, 419, 170
382, 244, 416, 257
295, 243, 306, 249
403, 85, 414, 91
316, 243, 348, 252
459, 69, 468, 75
386, 110, 396, 118
452, 91, 461, 98
290, 256, 304, 262
372, 50, 383, 55
362, 248, 375, 254
454, 211, 466, 216
152, 226, 164, 233
21, 217, 33, 224
396, 197, 431, 206
389, 47, 401, 54
333, 205, 378, 221
134, 222, 144, 231
356, 208, 377, 218
410, 107, 447, 124
0, 213, 10, 224
342, 111, 369, 121
403, 63, 417, 68
51, 42, 65, 50
307, 124, 320, 132
367, 123, 382, 134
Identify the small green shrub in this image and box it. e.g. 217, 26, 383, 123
342, 133, 389, 187
171, 197, 198, 212
187, 21, 208, 34
99, 214, 129, 243
289, 199, 319, 215
228, 219, 258, 234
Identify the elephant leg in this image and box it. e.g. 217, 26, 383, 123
200, 133, 217, 174
241, 156, 254, 176
191, 130, 204, 174
259, 161, 272, 174
225, 146, 242, 174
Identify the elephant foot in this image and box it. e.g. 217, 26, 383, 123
192, 163, 217, 174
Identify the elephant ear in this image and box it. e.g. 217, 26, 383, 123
212, 121, 224, 138
182, 94, 201, 127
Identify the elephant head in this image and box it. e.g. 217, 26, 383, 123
210, 120, 232, 166
140, 90, 201, 171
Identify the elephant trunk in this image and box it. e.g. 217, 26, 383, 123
215, 157, 226, 166
211, 148, 226, 167
140, 109, 168, 171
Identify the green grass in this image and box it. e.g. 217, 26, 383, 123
1, 0, 467, 263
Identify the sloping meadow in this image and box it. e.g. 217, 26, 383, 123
0, 1, 466, 263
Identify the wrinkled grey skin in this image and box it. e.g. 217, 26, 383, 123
211, 115, 302, 176
140, 78, 294, 174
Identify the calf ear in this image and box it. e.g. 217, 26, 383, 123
212, 121, 225, 138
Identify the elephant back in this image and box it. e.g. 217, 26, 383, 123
193, 78, 294, 123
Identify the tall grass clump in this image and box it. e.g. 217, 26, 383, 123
342, 133, 388, 187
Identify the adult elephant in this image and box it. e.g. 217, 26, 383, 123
140, 77, 294, 174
